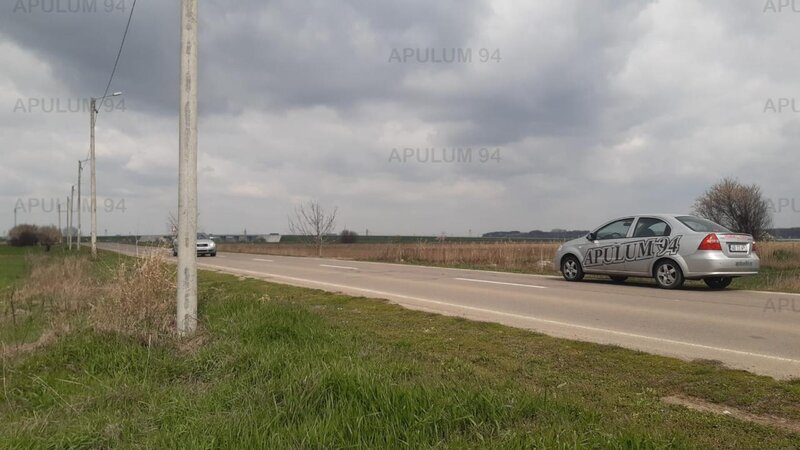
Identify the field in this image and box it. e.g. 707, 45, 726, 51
218, 241, 800, 292
0, 245, 33, 288
1, 246, 799, 447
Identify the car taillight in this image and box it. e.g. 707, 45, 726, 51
698, 233, 722, 251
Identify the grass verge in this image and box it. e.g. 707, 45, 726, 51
0, 247, 799, 448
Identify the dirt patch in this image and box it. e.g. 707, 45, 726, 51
662, 395, 800, 434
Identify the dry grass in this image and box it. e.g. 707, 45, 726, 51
756, 241, 800, 270
1, 255, 93, 358
220, 240, 800, 274
1, 252, 177, 358
14, 254, 94, 314
92, 252, 177, 343
220, 241, 562, 274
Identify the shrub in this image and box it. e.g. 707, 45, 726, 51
37, 226, 62, 251
8, 224, 40, 247
340, 230, 359, 244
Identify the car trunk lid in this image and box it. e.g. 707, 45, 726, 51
716, 233, 754, 258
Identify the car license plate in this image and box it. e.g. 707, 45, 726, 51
729, 244, 749, 253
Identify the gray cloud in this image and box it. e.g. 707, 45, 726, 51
1, 0, 799, 236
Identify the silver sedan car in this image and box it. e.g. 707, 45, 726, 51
172, 233, 217, 257
553, 214, 759, 289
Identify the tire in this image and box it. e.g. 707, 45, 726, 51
211, 251, 217, 257
654, 260, 684, 290
172, 251, 178, 257
609, 276, 628, 283
561, 255, 585, 282
704, 277, 732, 290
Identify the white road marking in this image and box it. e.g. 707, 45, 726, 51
253, 258, 274, 262
198, 263, 800, 366
320, 264, 359, 271
455, 278, 547, 289
328, 258, 560, 279
216, 255, 227, 258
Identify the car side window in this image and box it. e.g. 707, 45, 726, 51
595, 218, 633, 240
633, 218, 671, 238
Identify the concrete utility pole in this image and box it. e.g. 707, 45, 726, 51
68, 196, 72, 247
69, 187, 75, 250
57, 200, 62, 243
177, 0, 199, 336
89, 94, 120, 258
66, 197, 70, 249
90, 98, 97, 258
77, 160, 85, 250
13, 206, 17, 228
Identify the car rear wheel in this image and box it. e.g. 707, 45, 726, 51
654, 260, 684, 290
704, 277, 732, 290
561, 256, 585, 282
609, 276, 628, 283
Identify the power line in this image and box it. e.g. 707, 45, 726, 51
97, 0, 138, 120
86, 0, 137, 161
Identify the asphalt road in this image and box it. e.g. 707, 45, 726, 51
100, 243, 800, 379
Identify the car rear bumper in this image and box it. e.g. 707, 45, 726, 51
682, 252, 760, 279
173, 248, 216, 255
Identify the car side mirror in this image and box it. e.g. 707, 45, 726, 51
587, 232, 596, 241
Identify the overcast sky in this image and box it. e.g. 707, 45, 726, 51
2, 0, 799, 236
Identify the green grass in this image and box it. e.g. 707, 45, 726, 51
1, 251, 799, 448
0, 245, 44, 346
730, 267, 800, 292
0, 245, 36, 289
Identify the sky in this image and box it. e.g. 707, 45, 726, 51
1, 0, 799, 236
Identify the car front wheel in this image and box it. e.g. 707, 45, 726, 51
654, 260, 684, 289
561, 255, 585, 282
704, 277, 732, 290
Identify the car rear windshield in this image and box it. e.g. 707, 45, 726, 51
676, 216, 730, 233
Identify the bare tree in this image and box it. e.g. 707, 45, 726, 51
288, 201, 338, 256
167, 211, 179, 237
9, 224, 40, 247
38, 226, 62, 252
693, 177, 772, 240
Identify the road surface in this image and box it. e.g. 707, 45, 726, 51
101, 243, 800, 379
